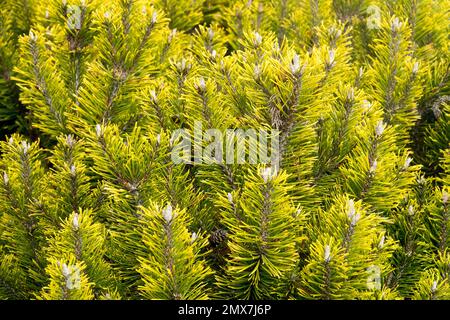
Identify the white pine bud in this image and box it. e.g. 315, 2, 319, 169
21, 141, 30, 155
370, 159, 378, 174
70, 164, 76, 176
379, 235, 385, 249
375, 121, 385, 137
196, 77, 206, 91
358, 67, 364, 78
362, 100, 372, 109
45, 9, 50, 19
208, 27, 214, 40
253, 32, 262, 46
412, 62, 419, 74
177, 58, 186, 71
328, 50, 335, 66
104, 11, 111, 19
261, 167, 271, 183
162, 204, 173, 223
62, 263, 70, 277
347, 199, 356, 219
253, 64, 262, 79
141, 5, 147, 16
443, 191, 448, 204
149, 90, 157, 103
151, 11, 157, 24
3, 172, 9, 185
95, 124, 102, 137
404, 157, 412, 169
211, 49, 217, 59
324, 245, 331, 262
168, 28, 177, 43
8, 137, 14, 145
227, 192, 233, 204
156, 134, 161, 146
408, 205, 415, 216
66, 134, 75, 147
431, 281, 437, 292
73, 213, 79, 230
391, 17, 402, 32
191, 232, 198, 243
347, 87, 355, 101
290, 54, 301, 74
29, 30, 37, 41
260, 166, 276, 183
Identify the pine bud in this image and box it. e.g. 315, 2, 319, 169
253, 32, 262, 47
3, 172, 9, 185
391, 17, 402, 32
196, 77, 206, 92
21, 141, 30, 155
379, 235, 385, 249
141, 5, 147, 16
362, 100, 372, 109
191, 232, 198, 243
408, 205, 414, 216
443, 191, 448, 204
151, 11, 157, 24
417, 176, 426, 185
260, 166, 276, 183
324, 245, 331, 262
211, 49, 217, 59
348, 199, 360, 225
369, 159, 378, 174
8, 137, 13, 145
327, 50, 335, 67
162, 204, 173, 223
412, 62, 419, 75
290, 54, 301, 74
156, 134, 161, 146
149, 90, 157, 103
70, 164, 76, 176
358, 67, 364, 78
375, 121, 385, 137
66, 134, 75, 147
253, 64, 262, 79
348, 199, 355, 217
431, 281, 437, 292
227, 192, 233, 204
45, 9, 50, 19
95, 124, 103, 137
404, 157, 412, 169
62, 263, 70, 278
29, 30, 37, 41
208, 27, 214, 41
168, 29, 177, 43
347, 87, 355, 101
104, 11, 111, 20
73, 213, 79, 230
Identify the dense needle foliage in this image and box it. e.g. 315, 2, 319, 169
0, 0, 449, 300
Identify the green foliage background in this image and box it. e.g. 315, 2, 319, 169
0, 0, 448, 300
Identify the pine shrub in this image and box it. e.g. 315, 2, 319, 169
0, 0, 448, 300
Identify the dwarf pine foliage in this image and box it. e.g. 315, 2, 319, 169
0, 0, 448, 300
